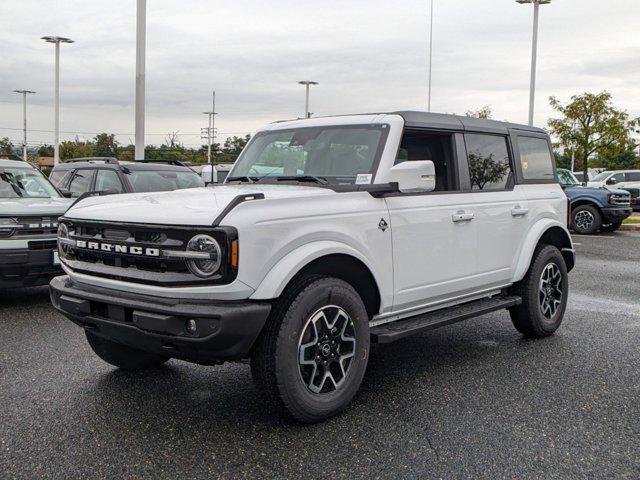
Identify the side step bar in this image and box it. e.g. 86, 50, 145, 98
370, 295, 521, 344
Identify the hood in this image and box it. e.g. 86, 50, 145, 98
0, 196, 73, 216
564, 184, 629, 196
65, 184, 336, 225
586, 181, 605, 188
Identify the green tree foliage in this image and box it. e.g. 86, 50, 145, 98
0, 137, 15, 155
465, 106, 492, 119
598, 149, 639, 170
548, 92, 637, 178
94, 133, 118, 157
38, 144, 54, 157
468, 152, 510, 190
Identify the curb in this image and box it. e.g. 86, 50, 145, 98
620, 224, 640, 231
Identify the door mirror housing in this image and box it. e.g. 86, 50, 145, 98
388, 160, 436, 193
606, 177, 617, 185
58, 188, 72, 198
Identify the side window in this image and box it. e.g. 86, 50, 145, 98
48, 169, 67, 186
395, 131, 456, 191
464, 134, 512, 190
95, 169, 124, 193
68, 169, 94, 197
610, 173, 625, 183
627, 172, 640, 182
518, 136, 555, 182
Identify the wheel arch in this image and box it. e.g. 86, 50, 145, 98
250, 242, 383, 319
513, 220, 575, 282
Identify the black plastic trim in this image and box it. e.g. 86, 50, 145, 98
212, 193, 265, 226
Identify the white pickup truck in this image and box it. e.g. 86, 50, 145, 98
50, 112, 574, 422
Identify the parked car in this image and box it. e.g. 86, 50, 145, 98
557, 169, 632, 233
620, 184, 640, 211
0, 158, 72, 288
49, 158, 204, 197
586, 170, 640, 189
200, 163, 235, 184
572, 171, 586, 182
51, 112, 574, 422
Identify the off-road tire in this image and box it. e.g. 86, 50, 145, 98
85, 331, 169, 370
250, 275, 370, 423
571, 204, 601, 234
600, 220, 623, 233
509, 244, 568, 337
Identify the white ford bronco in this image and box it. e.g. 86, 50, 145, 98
50, 112, 574, 422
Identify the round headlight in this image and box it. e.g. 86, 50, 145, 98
0, 218, 18, 238
57, 223, 70, 257
185, 234, 222, 278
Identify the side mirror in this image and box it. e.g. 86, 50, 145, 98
606, 177, 617, 185
58, 188, 72, 198
388, 160, 436, 193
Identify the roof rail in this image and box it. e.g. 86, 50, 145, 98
64, 157, 119, 164
133, 159, 189, 167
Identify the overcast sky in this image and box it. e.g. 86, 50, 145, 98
1, 0, 639, 149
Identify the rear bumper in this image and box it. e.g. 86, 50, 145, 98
601, 206, 632, 223
49, 275, 272, 364
0, 246, 62, 288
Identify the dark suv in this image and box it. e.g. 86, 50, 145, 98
49, 158, 204, 197
557, 169, 632, 234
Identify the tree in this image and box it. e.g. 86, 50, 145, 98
38, 144, 54, 157
465, 106, 492, 119
598, 149, 639, 170
468, 152, 510, 190
222, 135, 251, 156
0, 137, 14, 155
548, 92, 637, 178
94, 133, 118, 157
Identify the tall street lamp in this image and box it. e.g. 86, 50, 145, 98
516, 0, 551, 126
41, 36, 74, 165
298, 81, 318, 119
135, 0, 146, 160
13, 90, 36, 161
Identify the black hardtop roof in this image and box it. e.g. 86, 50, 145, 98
273, 111, 547, 135
393, 111, 547, 135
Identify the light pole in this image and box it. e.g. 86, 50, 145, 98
41, 36, 74, 165
203, 91, 217, 184
298, 81, 318, 118
13, 90, 36, 161
427, 0, 434, 112
135, 0, 146, 160
516, 0, 550, 126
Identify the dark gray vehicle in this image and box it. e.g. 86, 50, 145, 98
50, 158, 204, 197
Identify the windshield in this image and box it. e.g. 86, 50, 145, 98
0, 166, 60, 199
229, 125, 387, 184
557, 169, 578, 186
125, 169, 204, 193
592, 171, 612, 182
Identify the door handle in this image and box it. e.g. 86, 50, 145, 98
452, 210, 475, 222
511, 206, 529, 217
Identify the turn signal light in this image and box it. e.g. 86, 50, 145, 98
231, 240, 238, 268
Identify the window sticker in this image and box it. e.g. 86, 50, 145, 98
356, 174, 372, 185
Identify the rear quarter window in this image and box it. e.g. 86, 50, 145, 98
518, 136, 555, 182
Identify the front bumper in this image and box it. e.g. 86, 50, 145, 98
601, 206, 632, 224
49, 275, 272, 364
0, 246, 62, 288
631, 197, 640, 211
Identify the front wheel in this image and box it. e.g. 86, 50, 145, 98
571, 205, 601, 234
250, 275, 370, 423
509, 245, 569, 337
600, 220, 623, 233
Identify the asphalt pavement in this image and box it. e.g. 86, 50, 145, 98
1, 232, 639, 479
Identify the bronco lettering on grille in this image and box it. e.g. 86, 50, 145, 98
75, 239, 160, 257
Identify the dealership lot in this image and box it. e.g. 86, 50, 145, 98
1, 233, 639, 479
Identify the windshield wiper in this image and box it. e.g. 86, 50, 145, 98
275, 175, 328, 185
0, 172, 23, 197
226, 176, 259, 184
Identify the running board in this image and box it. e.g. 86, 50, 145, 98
370, 295, 521, 344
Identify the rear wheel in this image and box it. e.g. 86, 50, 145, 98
509, 244, 568, 337
85, 331, 169, 370
571, 205, 601, 234
250, 275, 370, 423
600, 220, 622, 233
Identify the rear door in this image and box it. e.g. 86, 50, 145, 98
461, 132, 525, 286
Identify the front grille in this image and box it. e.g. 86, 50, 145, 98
28, 240, 58, 250
0, 216, 59, 238
59, 219, 237, 286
